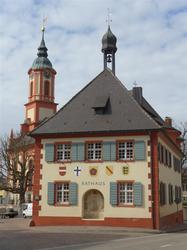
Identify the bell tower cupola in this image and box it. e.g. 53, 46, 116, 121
101, 25, 117, 75
21, 24, 58, 133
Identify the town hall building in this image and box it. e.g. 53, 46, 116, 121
28, 25, 183, 229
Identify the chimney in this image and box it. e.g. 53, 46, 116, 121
132, 87, 143, 105
164, 117, 172, 127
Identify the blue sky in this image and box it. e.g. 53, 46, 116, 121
0, 0, 187, 135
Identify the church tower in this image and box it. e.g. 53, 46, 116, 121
101, 25, 117, 75
21, 27, 57, 133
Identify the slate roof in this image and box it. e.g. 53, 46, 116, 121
128, 90, 164, 126
31, 69, 163, 136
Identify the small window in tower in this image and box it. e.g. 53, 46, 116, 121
44, 81, 50, 96
30, 81, 33, 97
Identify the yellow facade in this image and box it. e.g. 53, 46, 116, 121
158, 137, 182, 217
27, 108, 35, 122
39, 135, 152, 219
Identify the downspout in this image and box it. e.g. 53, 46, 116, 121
150, 130, 160, 229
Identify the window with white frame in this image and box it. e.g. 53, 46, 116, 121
87, 142, 102, 160
55, 183, 69, 205
118, 182, 133, 205
118, 141, 134, 160
56, 143, 71, 161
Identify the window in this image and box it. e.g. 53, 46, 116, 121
55, 183, 69, 205
0, 196, 3, 204
118, 141, 134, 161
118, 182, 133, 205
30, 81, 33, 97
183, 184, 187, 191
165, 148, 168, 166
160, 145, 164, 164
56, 143, 71, 161
160, 182, 166, 205
173, 156, 181, 173
168, 152, 172, 168
87, 142, 102, 161
44, 81, 50, 96
168, 184, 173, 204
159, 143, 172, 168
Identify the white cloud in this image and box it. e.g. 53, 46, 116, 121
0, 0, 187, 135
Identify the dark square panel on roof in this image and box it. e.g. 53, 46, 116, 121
92, 95, 109, 108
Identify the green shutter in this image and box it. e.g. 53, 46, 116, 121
71, 143, 84, 161
110, 142, 116, 161
103, 142, 111, 161
103, 142, 116, 161
45, 143, 54, 162
69, 182, 78, 205
77, 143, 84, 161
48, 182, 54, 205
71, 143, 77, 161
133, 182, 143, 206
110, 182, 117, 206
134, 141, 146, 161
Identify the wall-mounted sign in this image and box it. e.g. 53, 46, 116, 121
89, 167, 98, 176
105, 166, 113, 176
59, 166, 66, 176
123, 166, 129, 175
74, 166, 82, 176
82, 181, 105, 186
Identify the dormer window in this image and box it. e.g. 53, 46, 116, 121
92, 96, 109, 114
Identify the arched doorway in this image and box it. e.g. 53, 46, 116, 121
83, 189, 104, 219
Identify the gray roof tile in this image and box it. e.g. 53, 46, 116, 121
31, 69, 161, 136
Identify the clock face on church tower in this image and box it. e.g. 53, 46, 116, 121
44, 70, 50, 79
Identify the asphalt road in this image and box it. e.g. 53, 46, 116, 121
71, 232, 187, 250
0, 218, 187, 250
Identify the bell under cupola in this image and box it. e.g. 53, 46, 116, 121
21, 26, 58, 133
101, 25, 117, 75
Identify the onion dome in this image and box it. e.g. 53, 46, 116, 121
32, 30, 53, 70
102, 25, 117, 53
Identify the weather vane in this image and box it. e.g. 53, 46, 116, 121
41, 16, 47, 32
106, 8, 112, 26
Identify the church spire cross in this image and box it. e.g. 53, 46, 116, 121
106, 8, 112, 26
41, 17, 47, 33
37, 17, 48, 58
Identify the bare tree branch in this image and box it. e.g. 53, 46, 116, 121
0, 133, 34, 204
180, 122, 187, 168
